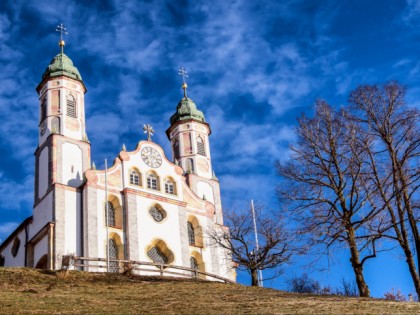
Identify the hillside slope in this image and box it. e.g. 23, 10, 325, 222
0, 268, 419, 314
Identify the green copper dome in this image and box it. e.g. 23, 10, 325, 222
170, 96, 206, 125
42, 52, 83, 81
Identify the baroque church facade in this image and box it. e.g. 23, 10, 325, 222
0, 39, 235, 282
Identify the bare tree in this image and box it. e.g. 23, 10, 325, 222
349, 82, 420, 298
208, 206, 296, 286
276, 101, 385, 297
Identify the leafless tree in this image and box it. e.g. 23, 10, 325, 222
208, 206, 297, 286
276, 101, 386, 297
349, 82, 420, 299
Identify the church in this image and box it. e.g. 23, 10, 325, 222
0, 33, 235, 282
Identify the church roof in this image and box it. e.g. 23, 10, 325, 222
169, 96, 206, 125
42, 52, 83, 82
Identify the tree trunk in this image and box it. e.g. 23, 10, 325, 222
251, 268, 259, 286
347, 228, 370, 297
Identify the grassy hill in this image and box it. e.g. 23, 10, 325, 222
0, 268, 419, 314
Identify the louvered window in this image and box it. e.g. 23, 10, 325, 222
67, 95, 76, 118
147, 247, 168, 264
188, 222, 195, 246
197, 136, 205, 156
106, 201, 116, 226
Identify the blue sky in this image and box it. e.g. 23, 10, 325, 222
1, 0, 420, 298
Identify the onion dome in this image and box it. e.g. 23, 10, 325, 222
42, 52, 82, 81
169, 82, 206, 124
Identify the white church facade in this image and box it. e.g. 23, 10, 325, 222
0, 38, 235, 282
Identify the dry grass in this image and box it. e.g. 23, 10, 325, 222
0, 268, 419, 314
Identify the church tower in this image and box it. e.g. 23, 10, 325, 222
30, 30, 90, 268
166, 74, 224, 224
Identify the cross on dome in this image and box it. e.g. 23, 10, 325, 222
143, 124, 154, 141
56, 23, 68, 53
178, 66, 189, 98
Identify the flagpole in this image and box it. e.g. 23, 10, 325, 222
105, 159, 109, 272
251, 199, 263, 287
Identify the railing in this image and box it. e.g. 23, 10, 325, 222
62, 256, 235, 284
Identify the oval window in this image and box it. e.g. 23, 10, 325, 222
11, 237, 21, 257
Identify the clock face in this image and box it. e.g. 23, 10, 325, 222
141, 147, 162, 168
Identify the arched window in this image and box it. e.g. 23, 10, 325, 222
186, 158, 194, 173
197, 136, 206, 156
40, 98, 47, 122
51, 117, 60, 134
108, 238, 119, 273
188, 222, 195, 246
147, 172, 159, 190
149, 205, 166, 222
190, 256, 199, 277
173, 139, 180, 160
130, 169, 141, 186
106, 201, 116, 227
165, 178, 176, 195
66, 95, 76, 118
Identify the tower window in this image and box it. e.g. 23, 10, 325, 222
173, 139, 180, 160
106, 201, 116, 226
130, 169, 141, 186
164, 178, 176, 195
147, 172, 159, 190
40, 98, 47, 122
186, 158, 195, 173
197, 136, 206, 156
188, 222, 195, 246
66, 95, 76, 118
